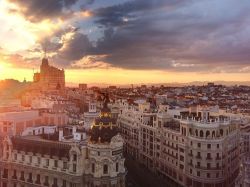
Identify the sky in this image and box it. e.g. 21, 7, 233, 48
0, 0, 249, 85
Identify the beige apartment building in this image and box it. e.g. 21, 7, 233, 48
118, 102, 241, 187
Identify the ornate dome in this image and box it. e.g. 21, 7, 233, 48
90, 94, 118, 143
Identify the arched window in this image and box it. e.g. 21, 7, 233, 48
220, 129, 223, 136
200, 130, 204, 138
206, 131, 210, 138
72, 153, 77, 162
103, 164, 108, 174
212, 131, 215, 137
195, 130, 198, 136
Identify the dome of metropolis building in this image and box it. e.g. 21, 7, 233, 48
90, 94, 118, 143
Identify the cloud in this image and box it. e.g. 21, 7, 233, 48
4, 0, 250, 74
0, 53, 40, 68
93, 0, 184, 27
7, 0, 79, 22
71, 55, 111, 69
51, 30, 93, 66
85, 0, 250, 73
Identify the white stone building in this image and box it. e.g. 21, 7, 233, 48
118, 102, 241, 187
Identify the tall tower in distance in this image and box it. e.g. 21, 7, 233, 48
33, 55, 65, 92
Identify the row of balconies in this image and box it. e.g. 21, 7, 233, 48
3, 153, 79, 175
1, 169, 72, 187
194, 165, 223, 170
188, 153, 223, 160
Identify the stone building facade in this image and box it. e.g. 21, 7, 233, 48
118, 102, 241, 187
33, 57, 65, 91
0, 100, 126, 187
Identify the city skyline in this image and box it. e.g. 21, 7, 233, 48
0, 0, 250, 84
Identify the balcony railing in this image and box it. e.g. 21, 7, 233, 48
216, 156, 221, 160
195, 155, 202, 159
206, 157, 212, 160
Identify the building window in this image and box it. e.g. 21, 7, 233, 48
92, 163, 95, 173
207, 173, 210, 178
207, 163, 211, 169
207, 153, 211, 159
190, 169, 192, 174
197, 143, 201, 148
197, 152, 201, 159
197, 171, 200, 177
36, 174, 41, 184
44, 176, 49, 186
37, 157, 41, 164
216, 163, 220, 169
103, 164, 108, 174
53, 178, 58, 186
20, 171, 25, 181
63, 180, 67, 187
28, 173, 32, 183
73, 154, 77, 161
216, 172, 219, 178
207, 144, 211, 149
217, 144, 220, 148
73, 164, 77, 172
46, 159, 49, 166
180, 164, 184, 170
116, 162, 119, 172
3, 169, 8, 179
63, 162, 67, 169
54, 160, 58, 167
13, 170, 17, 179
197, 162, 200, 167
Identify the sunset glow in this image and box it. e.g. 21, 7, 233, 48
0, 0, 249, 84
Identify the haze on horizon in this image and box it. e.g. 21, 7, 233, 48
0, 0, 249, 84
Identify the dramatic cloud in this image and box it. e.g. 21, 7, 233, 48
51, 30, 93, 66
7, 0, 79, 22
82, 0, 250, 73
2, 0, 250, 74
